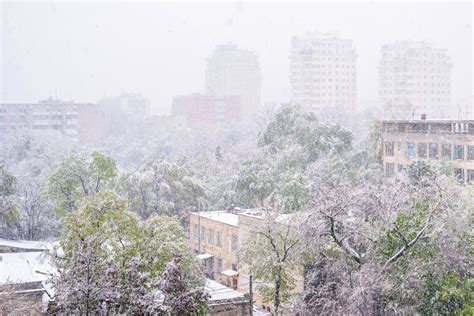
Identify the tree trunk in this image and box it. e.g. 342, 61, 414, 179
274, 266, 282, 315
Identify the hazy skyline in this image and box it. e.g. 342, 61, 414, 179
1, 1, 472, 111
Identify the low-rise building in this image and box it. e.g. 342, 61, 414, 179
189, 209, 305, 313
205, 279, 251, 316
189, 210, 240, 288
0, 240, 57, 314
381, 118, 474, 182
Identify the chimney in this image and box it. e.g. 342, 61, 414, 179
421, 113, 427, 120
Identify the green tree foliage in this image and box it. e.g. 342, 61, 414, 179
48, 152, 117, 214
120, 158, 206, 221
0, 163, 20, 236
258, 104, 352, 162
53, 191, 205, 313
236, 105, 352, 211
240, 210, 304, 314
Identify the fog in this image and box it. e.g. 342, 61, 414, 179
2, 1, 472, 110
1, 1, 474, 315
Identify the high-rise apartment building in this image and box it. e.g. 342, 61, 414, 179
205, 44, 261, 119
290, 32, 357, 112
379, 41, 452, 119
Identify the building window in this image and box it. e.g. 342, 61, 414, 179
232, 263, 237, 271
454, 168, 465, 183
441, 144, 451, 160
397, 164, 404, 172
216, 231, 222, 247
467, 170, 474, 183
468, 146, 474, 160
201, 226, 206, 241
208, 228, 215, 245
384, 142, 394, 156
453, 145, 464, 160
385, 163, 395, 177
417, 143, 427, 158
217, 258, 223, 272
231, 235, 238, 251
407, 143, 416, 158
193, 224, 199, 240
429, 143, 439, 159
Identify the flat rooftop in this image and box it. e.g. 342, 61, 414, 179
205, 279, 244, 301
191, 211, 239, 226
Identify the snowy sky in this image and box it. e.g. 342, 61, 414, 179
1, 1, 472, 110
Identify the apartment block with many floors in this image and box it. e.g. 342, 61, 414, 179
290, 32, 357, 112
205, 44, 261, 119
379, 41, 452, 119
0, 97, 104, 145
381, 118, 474, 183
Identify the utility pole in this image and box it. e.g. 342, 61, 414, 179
249, 274, 253, 316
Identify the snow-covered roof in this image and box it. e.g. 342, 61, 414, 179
0, 251, 57, 285
205, 279, 244, 301
192, 211, 239, 227
0, 238, 59, 251
196, 253, 214, 260
221, 269, 238, 277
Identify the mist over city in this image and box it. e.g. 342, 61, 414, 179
0, 1, 473, 315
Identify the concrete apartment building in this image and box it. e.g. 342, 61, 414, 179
381, 118, 474, 183
0, 97, 104, 145
290, 32, 357, 112
205, 44, 261, 119
379, 41, 452, 119
172, 93, 241, 127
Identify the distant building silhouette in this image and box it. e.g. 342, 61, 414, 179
205, 44, 261, 119
379, 41, 452, 119
0, 97, 103, 145
290, 32, 357, 112
172, 93, 241, 127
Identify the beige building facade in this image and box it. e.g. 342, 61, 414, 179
189, 209, 305, 313
189, 211, 240, 289
382, 119, 474, 183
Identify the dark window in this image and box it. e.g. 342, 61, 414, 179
453, 145, 464, 160
217, 258, 223, 272
429, 143, 439, 159
201, 226, 206, 241
208, 228, 214, 245
384, 142, 394, 156
231, 235, 238, 251
454, 168, 465, 183
385, 163, 395, 177
216, 231, 222, 247
418, 143, 427, 158
397, 164, 404, 172
468, 146, 474, 160
467, 170, 474, 183
441, 144, 451, 159
407, 143, 416, 158
232, 263, 237, 271
193, 224, 198, 240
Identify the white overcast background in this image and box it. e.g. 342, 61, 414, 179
1, 1, 472, 112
